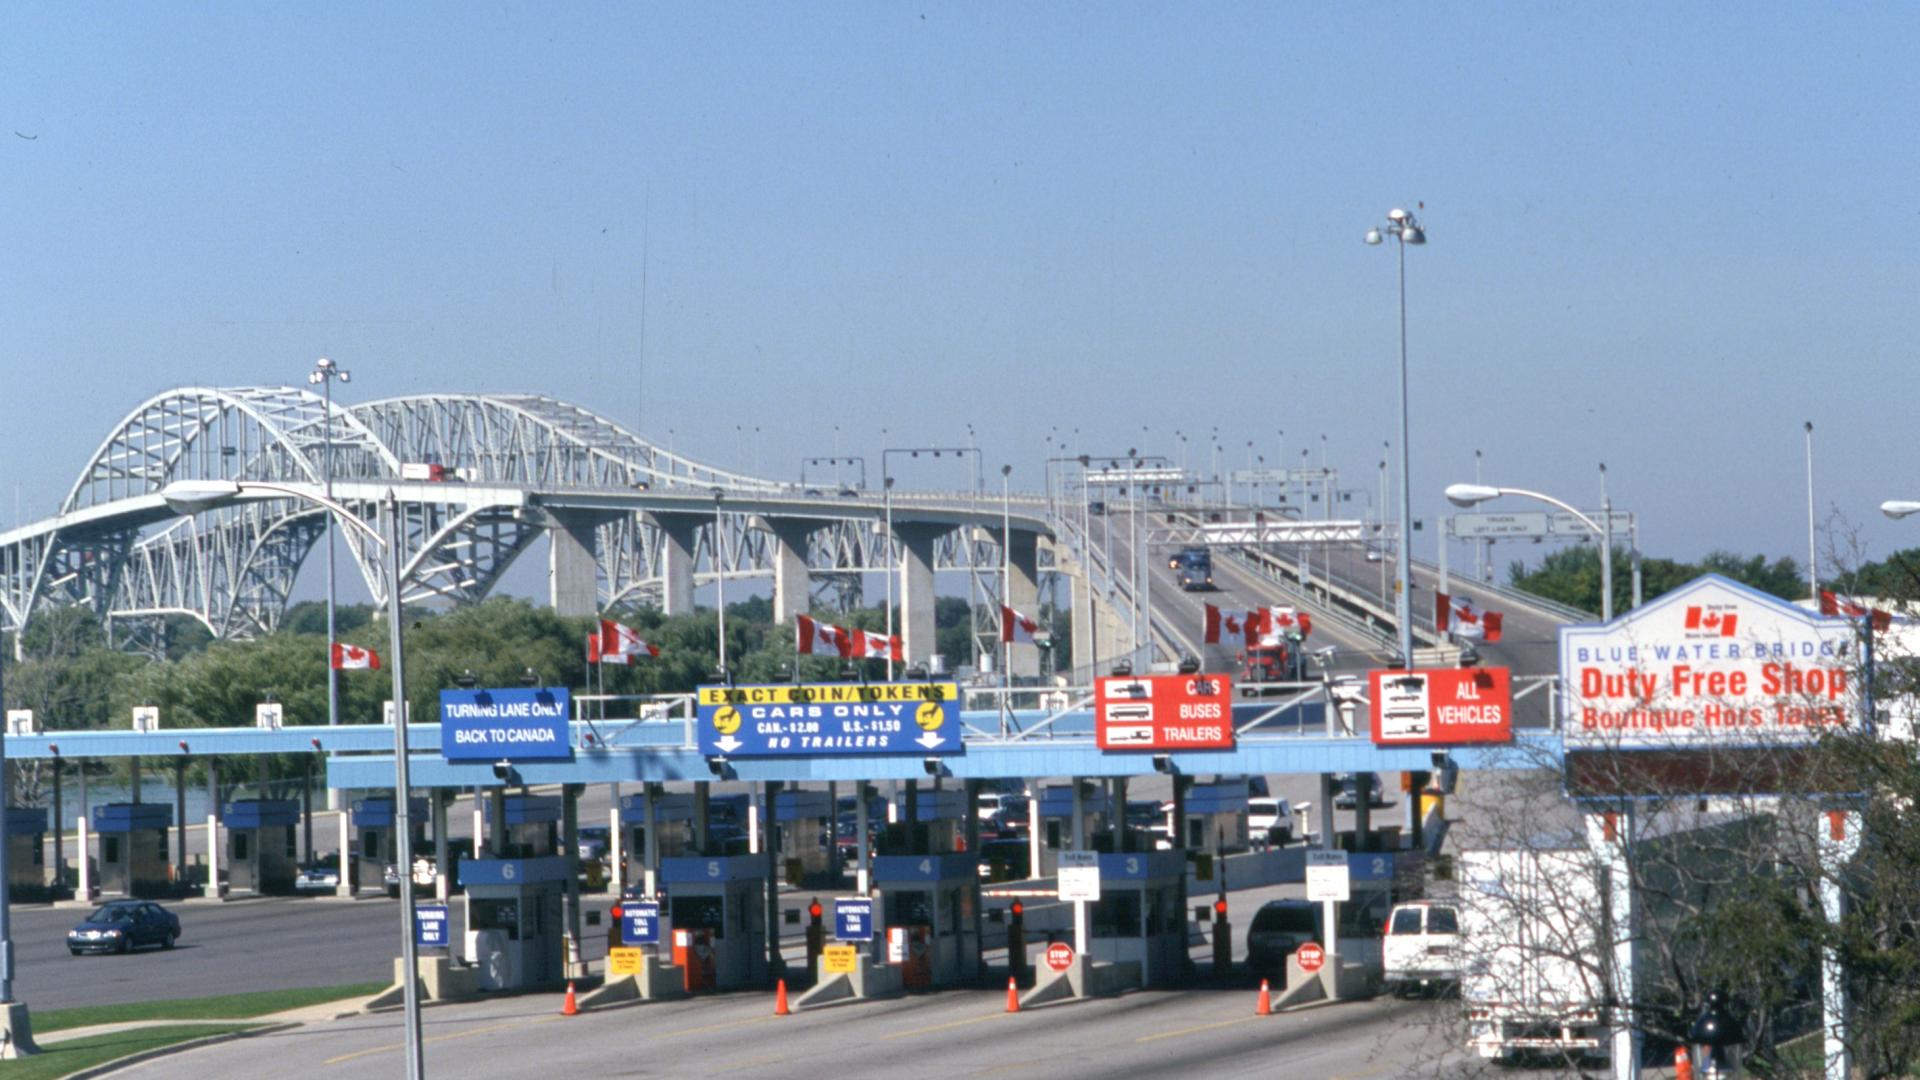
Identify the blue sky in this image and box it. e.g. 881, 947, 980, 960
4, 4, 1917, 594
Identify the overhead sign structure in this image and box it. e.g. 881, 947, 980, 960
621, 900, 661, 946
1057, 850, 1102, 902
1305, 850, 1350, 902
439, 687, 573, 762
1560, 574, 1856, 750
415, 903, 450, 949
1369, 668, 1514, 745
834, 897, 874, 942
696, 683, 962, 757
1095, 674, 1235, 751
1449, 511, 1550, 538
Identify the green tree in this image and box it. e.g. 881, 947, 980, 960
1510, 546, 1805, 615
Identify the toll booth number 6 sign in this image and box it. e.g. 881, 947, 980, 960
1095, 674, 1235, 750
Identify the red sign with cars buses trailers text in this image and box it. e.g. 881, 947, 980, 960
1095, 674, 1236, 750
1369, 667, 1514, 745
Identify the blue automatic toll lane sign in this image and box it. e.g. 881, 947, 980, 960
696, 682, 963, 757
416, 903, 450, 949
834, 897, 874, 942
621, 901, 660, 945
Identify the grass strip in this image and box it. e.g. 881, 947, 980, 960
0, 1023, 259, 1079
33, 981, 386, 1034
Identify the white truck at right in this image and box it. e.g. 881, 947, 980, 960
1457, 847, 1611, 1063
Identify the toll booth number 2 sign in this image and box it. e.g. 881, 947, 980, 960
1095, 674, 1235, 750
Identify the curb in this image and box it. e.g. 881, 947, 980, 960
60, 1021, 298, 1080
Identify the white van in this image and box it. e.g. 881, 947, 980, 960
1247, 797, 1295, 845
1382, 900, 1460, 995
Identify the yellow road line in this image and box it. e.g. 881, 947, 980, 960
707, 1053, 789, 1075
878, 1011, 1007, 1041
651, 1014, 782, 1041
1133, 1014, 1265, 1043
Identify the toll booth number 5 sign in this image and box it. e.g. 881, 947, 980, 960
1095, 674, 1235, 750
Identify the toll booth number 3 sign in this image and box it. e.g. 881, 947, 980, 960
696, 683, 962, 757
1095, 674, 1235, 750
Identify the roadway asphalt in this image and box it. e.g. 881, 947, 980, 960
112, 978, 1464, 1080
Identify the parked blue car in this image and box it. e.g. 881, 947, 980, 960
67, 900, 180, 955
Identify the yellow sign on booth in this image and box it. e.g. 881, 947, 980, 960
821, 944, 858, 975
608, 947, 644, 976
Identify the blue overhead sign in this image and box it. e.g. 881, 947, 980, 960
834, 897, 874, 942
439, 687, 572, 762
416, 904, 450, 949
695, 683, 963, 757
620, 901, 661, 946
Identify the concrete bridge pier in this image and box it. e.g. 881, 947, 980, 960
648, 512, 705, 616
896, 523, 947, 668
547, 508, 618, 618
764, 517, 823, 626
1006, 530, 1041, 678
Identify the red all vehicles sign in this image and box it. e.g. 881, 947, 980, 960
1095, 674, 1235, 750
1369, 667, 1513, 745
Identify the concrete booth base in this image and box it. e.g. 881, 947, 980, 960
1017, 955, 1142, 1008
1271, 954, 1378, 1011
793, 958, 904, 1010
579, 953, 687, 1008
369, 955, 480, 1009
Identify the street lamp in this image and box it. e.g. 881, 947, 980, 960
1446, 482, 1615, 621
1365, 207, 1425, 668
712, 488, 728, 680
159, 478, 424, 1079
1000, 464, 1014, 730
883, 475, 896, 680
0, 607, 33, 1053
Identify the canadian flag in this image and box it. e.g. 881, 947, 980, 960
1262, 606, 1313, 641
1001, 605, 1040, 645
1203, 603, 1244, 645
1436, 593, 1503, 643
796, 614, 853, 658
1206, 605, 1311, 646
851, 628, 903, 662
330, 642, 381, 670
597, 619, 661, 664
1820, 590, 1893, 632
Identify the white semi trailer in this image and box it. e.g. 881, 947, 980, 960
1458, 847, 1610, 1062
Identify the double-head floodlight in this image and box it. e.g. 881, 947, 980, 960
309, 356, 350, 385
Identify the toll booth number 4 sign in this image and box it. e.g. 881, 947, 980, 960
1095, 674, 1235, 750
696, 683, 963, 757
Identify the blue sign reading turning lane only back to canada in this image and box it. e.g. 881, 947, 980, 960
695, 683, 963, 757
439, 687, 573, 762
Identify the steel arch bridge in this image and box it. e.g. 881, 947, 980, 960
0, 387, 1048, 648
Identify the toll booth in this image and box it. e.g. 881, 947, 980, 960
886, 787, 967, 856
6, 807, 48, 901
224, 799, 300, 895
660, 854, 768, 992
774, 789, 834, 886
1086, 850, 1188, 987
460, 856, 568, 991
498, 795, 562, 857
872, 852, 982, 989
351, 796, 427, 893
92, 803, 171, 898
1184, 781, 1251, 854
1034, 785, 1112, 876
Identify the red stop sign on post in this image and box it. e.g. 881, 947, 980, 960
1045, 942, 1074, 972
1295, 942, 1325, 973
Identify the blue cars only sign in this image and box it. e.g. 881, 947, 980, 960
439, 687, 573, 762
695, 682, 962, 757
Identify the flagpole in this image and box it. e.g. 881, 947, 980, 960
1001, 465, 1013, 737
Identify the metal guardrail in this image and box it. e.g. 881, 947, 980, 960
1413, 555, 1592, 624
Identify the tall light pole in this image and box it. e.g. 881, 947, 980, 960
1446, 483, 1613, 621
883, 475, 895, 680
308, 359, 350, 826
0, 607, 31, 1054
1001, 465, 1013, 727
1805, 422, 1818, 599
712, 489, 728, 678
1365, 207, 1426, 668
161, 478, 422, 1079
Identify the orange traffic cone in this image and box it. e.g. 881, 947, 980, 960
774, 978, 790, 1016
1255, 978, 1272, 1016
1006, 975, 1020, 1013
561, 981, 579, 1017
1674, 1047, 1693, 1080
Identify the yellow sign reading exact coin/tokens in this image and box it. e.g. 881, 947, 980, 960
609, 946, 644, 976
822, 944, 858, 975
